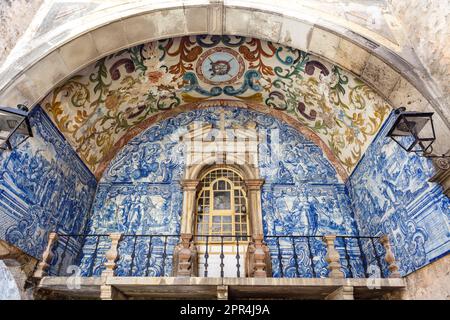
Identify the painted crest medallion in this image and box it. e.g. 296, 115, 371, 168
196, 47, 245, 85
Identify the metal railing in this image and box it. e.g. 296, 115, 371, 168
264, 235, 388, 279
48, 234, 179, 277
116, 234, 179, 277
335, 236, 388, 278
45, 233, 393, 279
48, 234, 109, 277
264, 235, 325, 278
193, 234, 252, 278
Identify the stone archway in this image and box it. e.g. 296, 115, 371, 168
1, 1, 449, 150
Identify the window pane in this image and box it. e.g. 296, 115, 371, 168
223, 216, 232, 223
213, 191, 231, 210
212, 224, 221, 233
196, 169, 248, 239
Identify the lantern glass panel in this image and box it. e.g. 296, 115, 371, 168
388, 111, 436, 153
391, 135, 416, 152
402, 114, 435, 141
390, 116, 415, 137
0, 107, 32, 150
0, 110, 26, 140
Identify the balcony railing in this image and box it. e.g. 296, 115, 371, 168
34, 232, 400, 280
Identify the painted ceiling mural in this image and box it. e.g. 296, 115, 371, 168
41, 35, 392, 179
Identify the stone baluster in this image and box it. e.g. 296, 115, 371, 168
323, 235, 344, 278
380, 235, 401, 278
252, 235, 268, 278
102, 233, 123, 277
176, 233, 195, 277
34, 232, 59, 279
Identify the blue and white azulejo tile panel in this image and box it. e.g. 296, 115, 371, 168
0, 105, 97, 260
347, 111, 450, 276
80, 107, 359, 277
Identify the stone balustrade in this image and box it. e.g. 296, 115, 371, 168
34, 232, 403, 280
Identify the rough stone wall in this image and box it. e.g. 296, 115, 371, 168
0, 0, 43, 65
403, 254, 450, 300
385, 254, 450, 300
0, 259, 36, 300
388, 0, 450, 111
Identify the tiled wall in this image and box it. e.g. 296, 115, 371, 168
258, 109, 359, 277
0, 106, 97, 262
79, 107, 359, 277
347, 111, 450, 276
5, 105, 446, 279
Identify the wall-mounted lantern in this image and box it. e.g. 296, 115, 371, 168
387, 107, 449, 170
0, 104, 33, 150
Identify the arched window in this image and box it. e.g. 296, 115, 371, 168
195, 168, 249, 241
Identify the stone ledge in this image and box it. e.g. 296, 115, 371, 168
37, 276, 405, 300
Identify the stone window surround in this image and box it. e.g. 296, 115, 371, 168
181, 162, 264, 237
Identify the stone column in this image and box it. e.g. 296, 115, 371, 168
180, 179, 199, 234
244, 179, 265, 236
34, 232, 59, 280
102, 233, 122, 277
380, 235, 401, 278
323, 235, 344, 279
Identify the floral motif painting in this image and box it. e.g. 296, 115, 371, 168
41, 35, 391, 179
